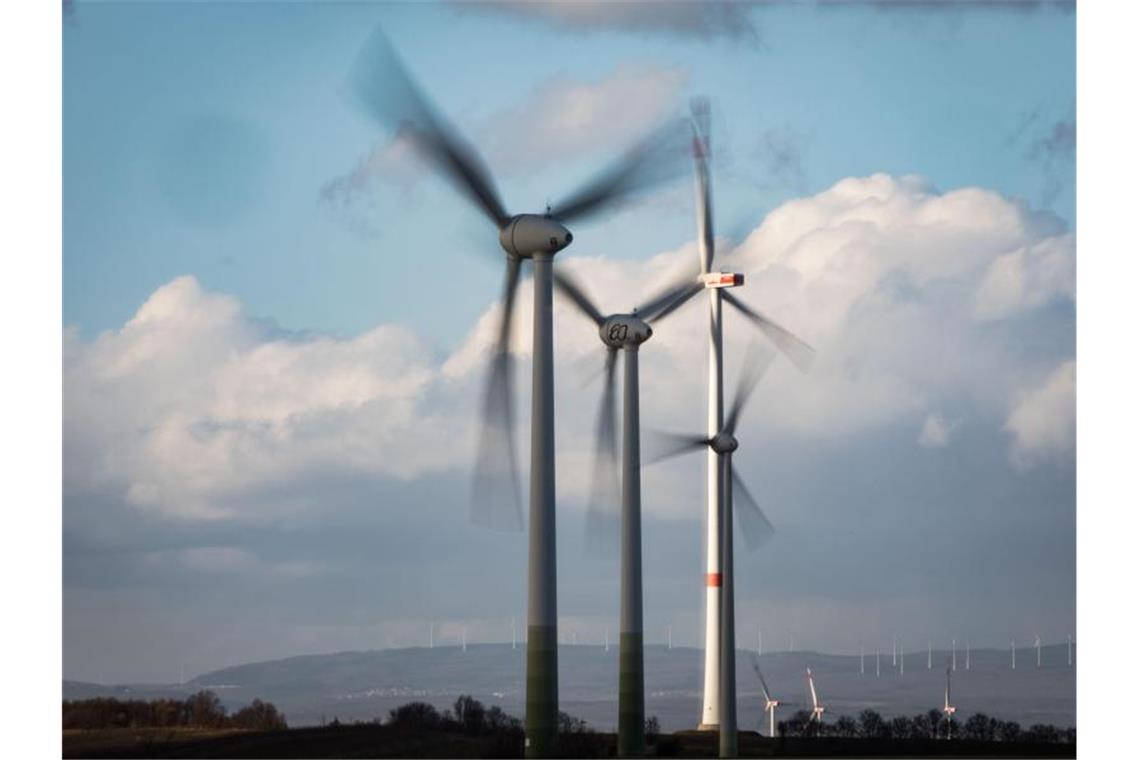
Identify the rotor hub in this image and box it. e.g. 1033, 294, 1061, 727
600, 314, 653, 349
710, 432, 738, 454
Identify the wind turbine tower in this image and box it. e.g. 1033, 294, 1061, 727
966, 640, 971, 671
1011, 639, 1016, 670
1068, 634, 1073, 666
860, 645, 865, 675
876, 649, 881, 677
928, 640, 932, 670
892, 635, 897, 667
952, 639, 957, 671
900, 643, 904, 675
1035, 634, 1042, 668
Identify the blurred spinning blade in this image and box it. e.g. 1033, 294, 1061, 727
471, 257, 523, 530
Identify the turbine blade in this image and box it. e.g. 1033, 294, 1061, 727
752, 659, 773, 703
722, 290, 815, 374
691, 97, 716, 272
732, 465, 775, 551
638, 274, 704, 325
724, 346, 776, 436
552, 268, 606, 327
549, 117, 691, 225
643, 431, 709, 467
350, 28, 509, 228
471, 257, 523, 530
585, 348, 620, 553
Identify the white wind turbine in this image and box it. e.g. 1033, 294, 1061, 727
860, 645, 865, 675
928, 640, 932, 670
1035, 633, 1042, 668
952, 638, 957, 671
1011, 638, 1017, 670
942, 666, 957, 739
687, 98, 815, 748
752, 661, 781, 739
806, 668, 825, 728
966, 640, 971, 671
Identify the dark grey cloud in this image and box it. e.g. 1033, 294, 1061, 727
450, 1, 762, 45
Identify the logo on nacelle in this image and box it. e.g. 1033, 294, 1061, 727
601, 315, 652, 348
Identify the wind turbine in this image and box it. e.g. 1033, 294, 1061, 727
806, 667, 825, 729
650, 348, 782, 759
966, 640, 971, 671
892, 636, 897, 667
1068, 634, 1073, 666
349, 30, 690, 758
928, 640, 932, 670
860, 645, 865, 675
752, 660, 781, 738
687, 97, 815, 747
1035, 633, 1042, 668
1011, 638, 1017, 670
942, 666, 957, 739
876, 648, 881, 677
899, 642, 904, 675
552, 263, 710, 758
952, 638, 957, 671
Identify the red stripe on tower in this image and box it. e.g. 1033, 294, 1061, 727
706, 573, 722, 587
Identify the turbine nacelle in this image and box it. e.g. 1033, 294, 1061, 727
600, 314, 653, 349
498, 214, 573, 258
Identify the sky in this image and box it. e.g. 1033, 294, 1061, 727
62, 0, 1075, 684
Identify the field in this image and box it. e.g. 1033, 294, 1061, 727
64, 724, 1076, 759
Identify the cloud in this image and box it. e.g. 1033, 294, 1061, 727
67, 174, 1074, 522
972, 233, 1074, 321
451, 1, 761, 44
1005, 360, 1075, 468
918, 412, 959, 448
322, 63, 687, 212
753, 124, 812, 192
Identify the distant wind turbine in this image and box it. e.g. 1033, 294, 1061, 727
876, 649, 881, 677
892, 635, 897, 667
952, 638, 957, 671
927, 640, 932, 670
1068, 634, 1073, 667
806, 668, 825, 726
1011, 639, 1016, 670
966, 640, 971, 671
752, 660, 781, 739
860, 644, 865, 675
1035, 634, 1042, 668
942, 666, 957, 739
899, 642, 904, 675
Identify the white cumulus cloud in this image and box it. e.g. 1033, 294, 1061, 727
66, 175, 1075, 522
1005, 360, 1076, 468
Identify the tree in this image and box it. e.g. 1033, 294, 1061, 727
1025, 723, 1061, 743
888, 715, 915, 740
232, 698, 287, 731
184, 691, 226, 727
645, 715, 660, 738
997, 720, 1022, 742
963, 713, 996, 742
926, 709, 944, 739
387, 701, 441, 729
858, 709, 887, 739
453, 695, 487, 733
834, 715, 859, 738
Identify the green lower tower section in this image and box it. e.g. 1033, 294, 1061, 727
618, 632, 645, 757
525, 625, 558, 758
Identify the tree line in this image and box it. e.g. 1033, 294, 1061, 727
777, 707, 1075, 744
62, 691, 287, 731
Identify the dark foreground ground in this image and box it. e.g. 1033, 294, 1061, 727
64, 725, 1076, 759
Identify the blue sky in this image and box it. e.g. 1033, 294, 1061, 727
63, 1, 1075, 684
64, 0, 1074, 347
